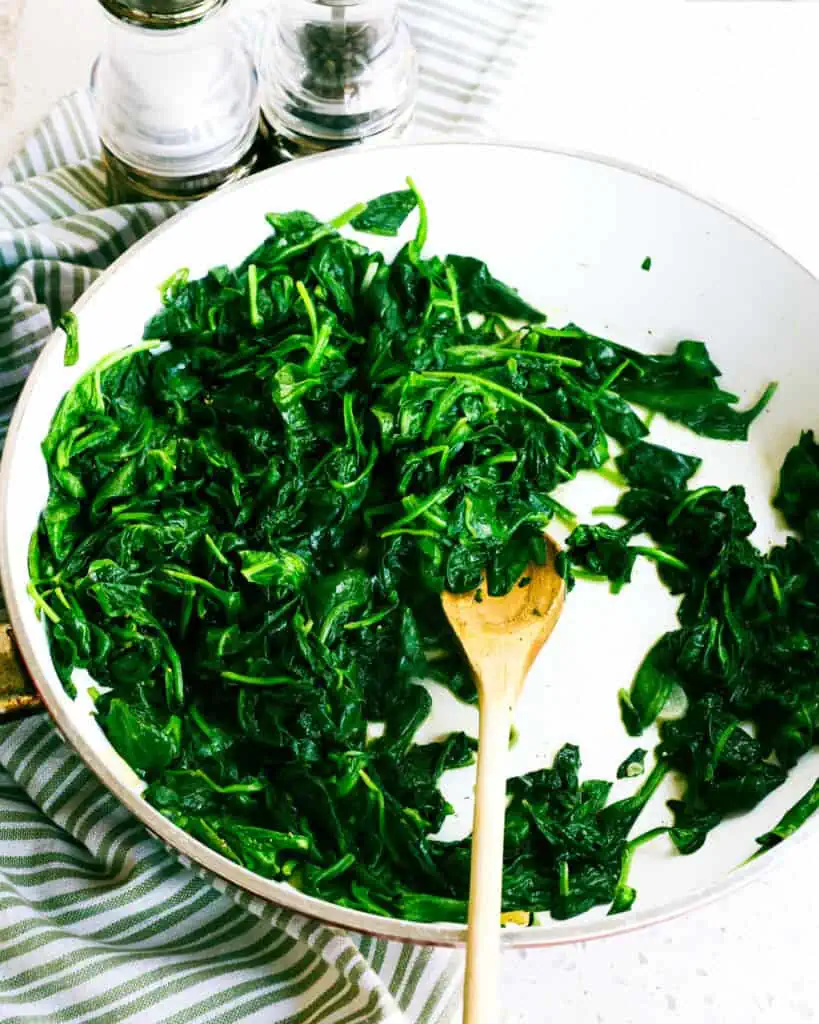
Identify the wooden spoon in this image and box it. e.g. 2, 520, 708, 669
441, 538, 565, 1024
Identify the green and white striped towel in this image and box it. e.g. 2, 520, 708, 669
0, 2, 543, 1020
0, 717, 462, 1024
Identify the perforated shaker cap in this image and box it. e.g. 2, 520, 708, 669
96, 0, 226, 29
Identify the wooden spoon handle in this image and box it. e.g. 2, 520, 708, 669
463, 695, 512, 1024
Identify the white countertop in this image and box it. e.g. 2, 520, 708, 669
2, 1, 819, 1021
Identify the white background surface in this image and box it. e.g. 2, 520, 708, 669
2, 1, 819, 1022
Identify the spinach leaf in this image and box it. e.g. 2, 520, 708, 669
616, 441, 701, 493
566, 523, 640, 593
351, 189, 418, 236
445, 255, 545, 322
619, 633, 679, 736
753, 778, 819, 855
774, 430, 819, 533
616, 748, 647, 779
105, 699, 180, 775
59, 311, 80, 367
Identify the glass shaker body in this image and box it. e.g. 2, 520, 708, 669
92, 1, 260, 202
259, 0, 417, 161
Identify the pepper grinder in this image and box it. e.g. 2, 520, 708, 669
92, 0, 260, 202
258, 0, 417, 162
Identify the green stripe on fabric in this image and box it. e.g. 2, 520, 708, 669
78, 211, 134, 265
0, 850, 99, 872
387, 942, 415, 1006
0, 717, 51, 757
20, 178, 77, 220
38, 115, 67, 170
92, 815, 146, 866
10, 180, 66, 225
58, 103, 91, 170
0, 808, 60, 825
0, 906, 282, 998
46, 934, 305, 1020
398, 947, 434, 1010
0, 719, 53, 775
108, 886, 223, 946
0, 848, 177, 920
11, 232, 33, 267
15, 732, 65, 790
284, 968, 372, 1024
0, 864, 109, 888
36, 116, 63, 174
1, 936, 296, 1016
32, 760, 86, 815
0, 890, 248, 975
92, 880, 219, 942
68, 791, 124, 846
62, 781, 112, 836
0, 825, 80, 842
167, 956, 336, 1024
371, 938, 388, 976
13, 143, 37, 182
0, 192, 29, 229
0, 784, 32, 798
0, 914, 55, 950
224, 957, 375, 1024
295, 948, 372, 1024
68, 94, 100, 158
50, 216, 123, 267
416, 957, 460, 1024
0, 329, 51, 371
50, 170, 104, 212
64, 163, 108, 207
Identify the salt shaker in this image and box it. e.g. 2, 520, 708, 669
259, 0, 417, 162
92, 0, 260, 202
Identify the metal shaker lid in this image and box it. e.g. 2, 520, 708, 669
96, 0, 226, 29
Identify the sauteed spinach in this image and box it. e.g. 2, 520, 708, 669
30, 182, 819, 922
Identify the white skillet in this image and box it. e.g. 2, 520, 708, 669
3, 141, 819, 948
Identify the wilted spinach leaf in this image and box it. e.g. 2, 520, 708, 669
350, 188, 418, 237
59, 311, 80, 367
774, 430, 819, 533
616, 748, 647, 780
752, 778, 819, 856
616, 441, 701, 493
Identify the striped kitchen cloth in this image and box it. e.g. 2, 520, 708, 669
0, 717, 462, 1024
0, 2, 545, 1022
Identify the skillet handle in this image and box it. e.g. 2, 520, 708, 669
0, 626, 43, 719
